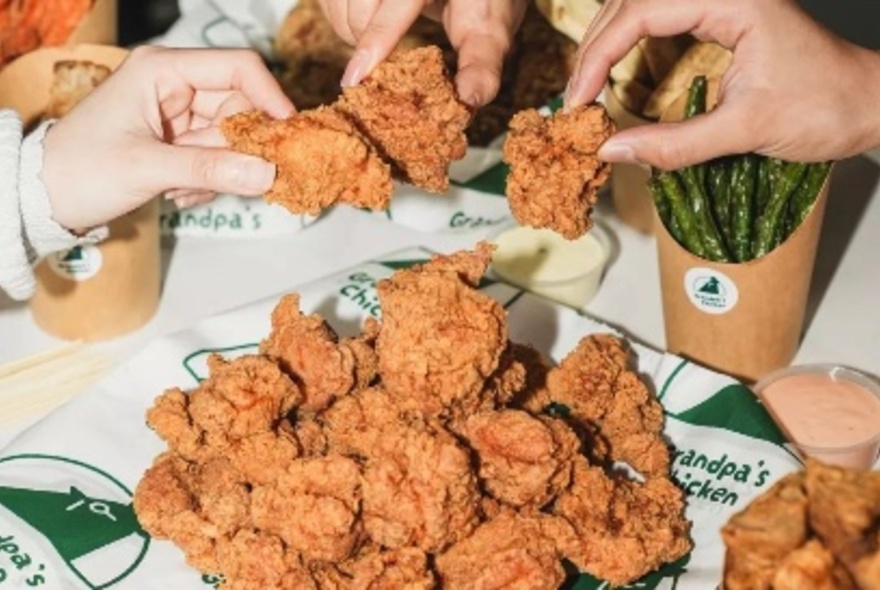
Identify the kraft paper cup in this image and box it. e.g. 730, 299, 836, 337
488, 221, 613, 309
0, 45, 161, 341
753, 364, 880, 470
603, 83, 656, 234
655, 179, 830, 383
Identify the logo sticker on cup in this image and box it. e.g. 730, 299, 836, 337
684, 267, 739, 315
47, 245, 103, 282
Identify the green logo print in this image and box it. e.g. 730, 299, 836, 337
696, 277, 722, 295
0, 455, 149, 589
61, 248, 84, 262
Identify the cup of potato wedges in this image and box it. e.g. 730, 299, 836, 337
651, 77, 832, 383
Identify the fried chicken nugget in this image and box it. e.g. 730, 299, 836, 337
221, 108, 392, 215
503, 104, 614, 239
805, 460, 880, 590
554, 458, 692, 587
133, 454, 249, 573
462, 409, 580, 509
261, 293, 378, 412
544, 334, 670, 476
772, 539, 856, 590
375, 243, 507, 420
362, 422, 481, 553
251, 455, 364, 563
315, 546, 437, 589
216, 530, 318, 590
721, 472, 809, 590
338, 46, 470, 193
435, 510, 569, 590
146, 355, 301, 462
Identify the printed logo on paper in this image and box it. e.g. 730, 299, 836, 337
47, 246, 103, 282
684, 267, 738, 315
0, 455, 149, 589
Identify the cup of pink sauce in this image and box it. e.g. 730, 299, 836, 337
753, 364, 880, 470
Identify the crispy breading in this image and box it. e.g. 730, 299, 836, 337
375, 243, 507, 419
721, 472, 810, 590
261, 293, 378, 412
503, 104, 614, 239
553, 458, 692, 586
338, 46, 470, 193
435, 510, 568, 590
772, 540, 856, 590
462, 410, 580, 509
46, 59, 111, 118
221, 108, 392, 215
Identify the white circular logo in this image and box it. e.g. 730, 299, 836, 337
684, 267, 739, 315
47, 245, 103, 282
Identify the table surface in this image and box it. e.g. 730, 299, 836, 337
1, 154, 878, 443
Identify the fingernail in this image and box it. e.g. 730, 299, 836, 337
341, 49, 372, 88
598, 140, 638, 164
236, 157, 276, 193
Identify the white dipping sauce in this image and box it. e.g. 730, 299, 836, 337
490, 225, 609, 308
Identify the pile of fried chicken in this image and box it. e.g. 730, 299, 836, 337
133, 244, 692, 589
722, 459, 880, 590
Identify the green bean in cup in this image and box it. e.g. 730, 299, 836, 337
647, 76, 833, 263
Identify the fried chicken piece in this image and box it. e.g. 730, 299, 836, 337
146, 354, 301, 462
316, 546, 436, 590
133, 454, 249, 573
216, 530, 318, 590
321, 386, 404, 458
772, 539, 856, 590
338, 46, 470, 193
554, 458, 692, 586
503, 104, 614, 239
435, 510, 568, 590
362, 422, 481, 553
479, 342, 528, 407
543, 334, 670, 476
462, 409, 580, 509
251, 455, 364, 563
261, 293, 378, 412
375, 243, 507, 420
806, 460, 880, 590
721, 472, 810, 590
222, 108, 392, 215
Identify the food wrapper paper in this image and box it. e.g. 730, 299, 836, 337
153, 0, 512, 237
0, 247, 819, 590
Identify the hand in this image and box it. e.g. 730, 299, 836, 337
42, 46, 295, 231
319, 0, 528, 107
565, 0, 880, 170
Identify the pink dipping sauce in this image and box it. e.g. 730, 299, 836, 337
757, 367, 880, 470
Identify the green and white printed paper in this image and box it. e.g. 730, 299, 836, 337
157, 0, 516, 236
0, 247, 806, 589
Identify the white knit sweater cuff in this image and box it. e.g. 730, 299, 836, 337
20, 120, 108, 265
0, 111, 33, 300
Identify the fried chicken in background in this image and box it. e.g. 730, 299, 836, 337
338, 46, 470, 193
134, 244, 692, 589
503, 104, 615, 239
221, 108, 392, 215
722, 460, 879, 590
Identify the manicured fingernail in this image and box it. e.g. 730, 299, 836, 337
236, 157, 276, 193
598, 140, 638, 164
341, 49, 372, 87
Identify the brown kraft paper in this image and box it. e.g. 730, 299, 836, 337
603, 83, 655, 234
0, 44, 162, 341
655, 180, 830, 383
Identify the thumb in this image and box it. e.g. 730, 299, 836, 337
599, 107, 750, 170
147, 144, 276, 196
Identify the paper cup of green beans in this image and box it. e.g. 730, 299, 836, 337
650, 76, 832, 382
